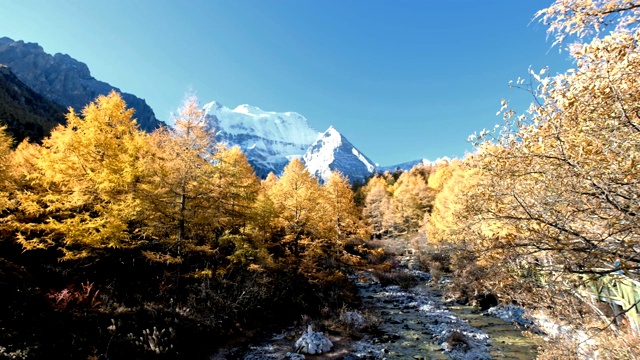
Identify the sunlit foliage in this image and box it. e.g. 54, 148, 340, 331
10, 91, 148, 259
268, 158, 322, 256
424, 0, 640, 354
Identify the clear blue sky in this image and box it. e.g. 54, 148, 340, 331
1, 1, 571, 166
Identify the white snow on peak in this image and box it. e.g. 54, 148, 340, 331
304, 127, 342, 181
203, 100, 319, 150
304, 126, 376, 183
202, 100, 225, 113
434, 156, 451, 164
233, 104, 265, 115
352, 148, 376, 173
202, 100, 321, 176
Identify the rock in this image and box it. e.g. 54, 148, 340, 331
0, 37, 162, 132
285, 352, 305, 360
476, 293, 499, 311
442, 330, 470, 352
294, 325, 333, 355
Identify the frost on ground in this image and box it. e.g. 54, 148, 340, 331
487, 304, 539, 332
530, 309, 598, 358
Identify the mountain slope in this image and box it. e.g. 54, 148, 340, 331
0, 64, 66, 143
203, 101, 320, 177
303, 126, 376, 183
0, 37, 162, 132
377, 157, 452, 173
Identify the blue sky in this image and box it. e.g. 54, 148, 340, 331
1, 1, 571, 166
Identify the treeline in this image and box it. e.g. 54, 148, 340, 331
0, 93, 382, 358
360, 166, 434, 237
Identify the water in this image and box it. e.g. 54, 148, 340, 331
357, 271, 540, 359
447, 304, 540, 359
224, 270, 542, 359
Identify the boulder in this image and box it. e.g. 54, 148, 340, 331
294, 325, 333, 355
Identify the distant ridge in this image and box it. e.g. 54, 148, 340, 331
0, 37, 162, 132
377, 157, 450, 173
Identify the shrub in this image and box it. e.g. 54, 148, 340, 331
372, 269, 417, 290
336, 308, 382, 335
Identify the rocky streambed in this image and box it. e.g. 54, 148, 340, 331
213, 269, 540, 359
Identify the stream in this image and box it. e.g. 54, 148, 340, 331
213, 269, 541, 359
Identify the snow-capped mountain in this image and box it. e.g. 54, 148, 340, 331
203, 101, 320, 177
202, 101, 378, 182
377, 157, 452, 173
303, 126, 376, 183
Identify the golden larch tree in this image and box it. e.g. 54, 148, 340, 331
319, 170, 360, 241
11, 91, 148, 259
269, 158, 322, 256
139, 95, 219, 253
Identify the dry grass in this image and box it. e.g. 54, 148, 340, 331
371, 269, 417, 290
537, 325, 640, 360
334, 307, 382, 336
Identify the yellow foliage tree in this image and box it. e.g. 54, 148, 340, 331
249, 179, 279, 243
139, 95, 219, 254
0, 126, 14, 213
391, 170, 433, 233
210, 145, 260, 232
426, 160, 482, 247
11, 91, 148, 259
362, 175, 394, 238
269, 158, 322, 256
319, 171, 360, 241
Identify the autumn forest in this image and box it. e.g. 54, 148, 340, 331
1, 0, 640, 359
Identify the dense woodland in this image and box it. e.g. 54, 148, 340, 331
1, 0, 640, 358
0, 92, 384, 358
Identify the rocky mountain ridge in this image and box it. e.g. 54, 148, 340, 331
0, 37, 162, 132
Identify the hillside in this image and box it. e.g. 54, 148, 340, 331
0, 64, 66, 143
0, 37, 162, 132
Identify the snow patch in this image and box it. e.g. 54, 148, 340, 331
303, 126, 376, 183
352, 148, 375, 172
486, 305, 538, 331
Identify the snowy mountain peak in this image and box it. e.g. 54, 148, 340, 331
201, 100, 380, 182
203, 100, 320, 177
202, 100, 225, 113
233, 104, 265, 115
323, 125, 339, 136
303, 126, 376, 183
314, 126, 342, 147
